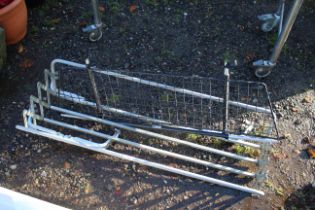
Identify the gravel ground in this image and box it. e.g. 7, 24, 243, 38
0, 0, 314, 209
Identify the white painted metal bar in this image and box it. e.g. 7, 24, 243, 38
48, 105, 258, 163
15, 125, 265, 196
33, 116, 256, 177
59, 113, 262, 148
0, 187, 71, 210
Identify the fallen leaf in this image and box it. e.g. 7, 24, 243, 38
275, 187, 284, 196
99, 5, 105, 12
19, 59, 33, 69
43, 18, 61, 27
17, 44, 25, 54
84, 183, 93, 194
79, 20, 87, 27
302, 96, 312, 104
271, 151, 288, 161
129, 4, 137, 13
306, 146, 315, 159
244, 52, 256, 64
114, 185, 121, 196
63, 161, 71, 169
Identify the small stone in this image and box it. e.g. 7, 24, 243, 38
106, 184, 114, 191
124, 63, 130, 69
163, 179, 168, 184
294, 119, 302, 126
302, 136, 311, 144
9, 164, 17, 170
5, 172, 10, 177
41, 171, 47, 177
37, 149, 42, 153
132, 164, 136, 171
290, 107, 299, 113
309, 136, 315, 144
283, 133, 291, 139
293, 149, 300, 155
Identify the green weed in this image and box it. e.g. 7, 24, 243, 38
231, 144, 260, 158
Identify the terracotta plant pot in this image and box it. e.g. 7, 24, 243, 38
0, 0, 27, 45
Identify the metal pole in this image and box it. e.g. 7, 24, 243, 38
278, 0, 286, 36
270, 0, 304, 63
223, 67, 230, 133
82, 0, 103, 41
253, 0, 304, 78
16, 125, 265, 196
86, 58, 102, 113
30, 116, 255, 177
92, 0, 102, 27
48, 105, 258, 163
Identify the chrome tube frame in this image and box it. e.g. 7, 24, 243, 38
17, 107, 266, 195
48, 59, 277, 143
16, 58, 280, 196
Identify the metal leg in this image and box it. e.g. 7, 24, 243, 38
254, 0, 304, 78
82, 0, 103, 42
223, 67, 230, 133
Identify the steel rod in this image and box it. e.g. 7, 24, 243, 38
32, 116, 255, 177
223, 67, 230, 133
270, 0, 304, 63
91, 0, 102, 27
48, 105, 258, 163
86, 59, 102, 113
98, 122, 262, 148
16, 125, 264, 196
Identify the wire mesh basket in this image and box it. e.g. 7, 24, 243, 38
17, 59, 279, 196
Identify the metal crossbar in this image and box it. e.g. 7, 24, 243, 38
16, 59, 279, 196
